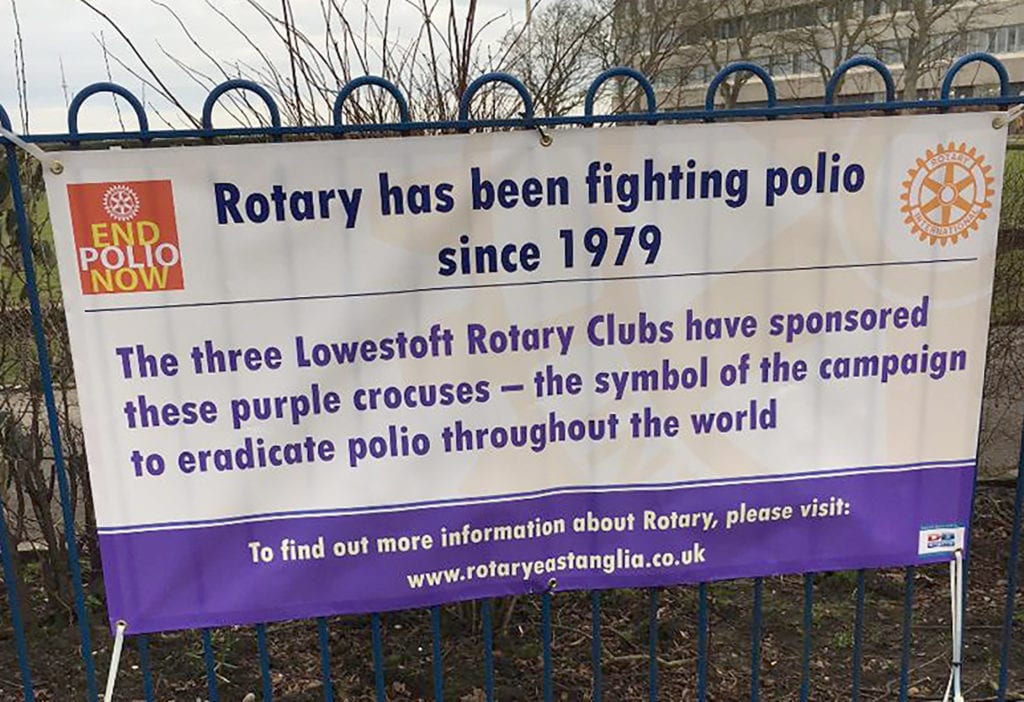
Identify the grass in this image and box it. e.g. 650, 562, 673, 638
991, 247, 1024, 326
0, 159, 61, 305
1002, 147, 1024, 233
0, 202, 61, 303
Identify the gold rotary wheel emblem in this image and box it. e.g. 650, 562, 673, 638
901, 142, 993, 246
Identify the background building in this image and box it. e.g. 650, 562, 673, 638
613, 0, 1024, 107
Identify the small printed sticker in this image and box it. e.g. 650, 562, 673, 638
918, 525, 965, 557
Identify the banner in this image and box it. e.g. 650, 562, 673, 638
45, 113, 1006, 634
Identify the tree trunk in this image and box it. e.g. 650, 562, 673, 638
902, 35, 924, 102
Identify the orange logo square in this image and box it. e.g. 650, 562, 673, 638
67, 180, 184, 295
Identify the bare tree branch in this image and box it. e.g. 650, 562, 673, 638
76, 0, 200, 126
10, 0, 29, 130
98, 31, 127, 132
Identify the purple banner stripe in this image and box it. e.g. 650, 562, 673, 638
100, 463, 974, 634
97, 457, 974, 534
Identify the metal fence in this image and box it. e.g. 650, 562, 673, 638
1, 51, 1023, 701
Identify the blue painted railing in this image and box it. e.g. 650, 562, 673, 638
0, 52, 1023, 701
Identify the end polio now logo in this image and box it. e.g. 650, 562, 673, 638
67, 180, 184, 294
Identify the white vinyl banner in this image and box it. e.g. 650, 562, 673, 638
44, 112, 1006, 633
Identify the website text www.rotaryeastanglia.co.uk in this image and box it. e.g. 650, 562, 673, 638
405, 545, 707, 589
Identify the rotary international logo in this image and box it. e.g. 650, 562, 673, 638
901, 142, 994, 246
102, 184, 141, 221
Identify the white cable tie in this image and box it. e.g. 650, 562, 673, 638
993, 103, 1024, 129
943, 553, 955, 702
943, 549, 966, 702
103, 620, 128, 702
950, 552, 958, 699
0, 122, 56, 168
0, 123, 62, 174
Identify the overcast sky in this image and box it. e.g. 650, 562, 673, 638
0, 0, 525, 134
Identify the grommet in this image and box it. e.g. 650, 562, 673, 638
536, 124, 553, 147
49, 161, 65, 175
547, 577, 557, 591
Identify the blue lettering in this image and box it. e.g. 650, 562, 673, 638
214, 182, 242, 224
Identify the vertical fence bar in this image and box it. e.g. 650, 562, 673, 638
697, 583, 709, 702
4, 143, 98, 701
851, 570, 866, 702
371, 613, 386, 702
202, 628, 219, 702
751, 578, 763, 702
648, 587, 659, 702
542, 592, 553, 702
899, 567, 915, 702
256, 623, 272, 701
591, 591, 602, 702
315, 617, 334, 702
482, 600, 495, 702
998, 445, 1024, 702
800, 573, 813, 702
431, 606, 444, 702
0, 502, 34, 702
137, 635, 154, 702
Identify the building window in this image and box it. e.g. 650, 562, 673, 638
968, 30, 989, 53
769, 54, 790, 77
654, 66, 683, 90
1011, 25, 1024, 53
929, 31, 958, 60
876, 39, 904, 65
992, 26, 1010, 54
717, 18, 741, 39
793, 51, 817, 75
865, 0, 911, 15
793, 6, 818, 27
